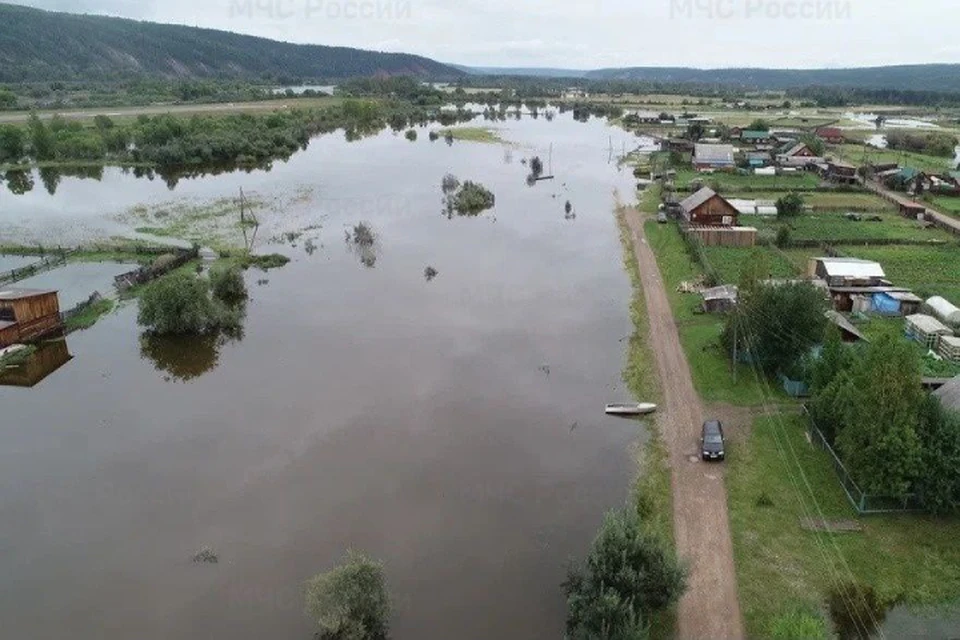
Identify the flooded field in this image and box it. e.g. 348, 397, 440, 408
0, 111, 650, 638
11, 262, 138, 309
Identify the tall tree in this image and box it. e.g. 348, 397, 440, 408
837, 334, 923, 496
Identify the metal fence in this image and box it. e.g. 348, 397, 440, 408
803, 407, 924, 515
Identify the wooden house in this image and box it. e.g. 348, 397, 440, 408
826, 161, 859, 185
900, 202, 926, 219
679, 187, 740, 227
740, 130, 773, 145
816, 127, 845, 144
0, 289, 63, 349
776, 142, 820, 167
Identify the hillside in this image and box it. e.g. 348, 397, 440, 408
0, 3, 464, 82
583, 65, 960, 93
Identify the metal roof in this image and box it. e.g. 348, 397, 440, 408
741, 130, 770, 140
694, 143, 735, 164
680, 187, 719, 213
826, 311, 867, 342
814, 258, 885, 280
0, 288, 57, 301
934, 376, 960, 411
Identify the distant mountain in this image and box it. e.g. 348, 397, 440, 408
455, 66, 589, 79
583, 65, 960, 93
457, 63, 960, 93
0, 3, 464, 82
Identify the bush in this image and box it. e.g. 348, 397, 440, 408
768, 608, 829, 639
137, 272, 220, 335
775, 226, 792, 248
564, 508, 686, 640
404, 129, 417, 141
776, 193, 805, 218
210, 263, 247, 302
445, 180, 495, 216
305, 551, 390, 639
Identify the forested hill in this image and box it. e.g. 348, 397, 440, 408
0, 3, 464, 82
583, 65, 960, 93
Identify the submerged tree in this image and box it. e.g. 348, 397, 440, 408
305, 551, 391, 640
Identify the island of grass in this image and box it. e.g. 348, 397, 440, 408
437, 127, 504, 144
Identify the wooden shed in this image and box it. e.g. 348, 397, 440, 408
0, 288, 63, 349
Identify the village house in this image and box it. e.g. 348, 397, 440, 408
825, 161, 859, 185
693, 143, 736, 171
0, 289, 63, 350
631, 110, 662, 125
815, 126, 845, 144
679, 187, 740, 227
745, 151, 772, 168
776, 142, 820, 167
740, 130, 773, 145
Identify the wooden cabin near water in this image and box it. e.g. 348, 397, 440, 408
0, 289, 63, 349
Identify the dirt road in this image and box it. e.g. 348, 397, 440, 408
623, 208, 744, 640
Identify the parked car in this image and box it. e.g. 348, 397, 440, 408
657, 210, 668, 223
701, 420, 725, 461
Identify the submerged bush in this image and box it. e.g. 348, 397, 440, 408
138, 272, 219, 335
443, 180, 495, 216
210, 264, 247, 302
305, 551, 391, 639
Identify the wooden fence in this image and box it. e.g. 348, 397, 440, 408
686, 225, 757, 247
114, 248, 199, 292
0, 251, 70, 286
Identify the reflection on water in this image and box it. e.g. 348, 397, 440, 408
0, 335, 72, 388
140, 333, 225, 382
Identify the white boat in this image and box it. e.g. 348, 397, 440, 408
605, 403, 658, 416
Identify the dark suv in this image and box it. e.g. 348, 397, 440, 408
701, 420, 725, 461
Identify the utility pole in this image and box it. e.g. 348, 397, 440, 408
732, 314, 739, 384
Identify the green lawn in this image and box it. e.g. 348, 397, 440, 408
437, 126, 504, 144
751, 211, 954, 244
833, 144, 953, 173
842, 244, 960, 303
728, 191, 895, 212
701, 245, 815, 284
644, 220, 784, 406
930, 195, 960, 217
728, 414, 960, 639
675, 170, 822, 192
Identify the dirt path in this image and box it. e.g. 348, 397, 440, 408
623, 208, 744, 640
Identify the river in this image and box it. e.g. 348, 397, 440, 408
0, 111, 650, 638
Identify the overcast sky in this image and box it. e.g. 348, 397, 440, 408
9, 0, 960, 69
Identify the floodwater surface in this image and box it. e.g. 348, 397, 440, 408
0, 112, 649, 639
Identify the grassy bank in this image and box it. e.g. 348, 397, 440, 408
728, 413, 960, 638
64, 298, 115, 332
616, 189, 675, 639
643, 220, 783, 406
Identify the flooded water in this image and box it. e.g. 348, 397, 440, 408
828, 584, 960, 639
11, 262, 137, 309
0, 254, 36, 272
0, 111, 647, 639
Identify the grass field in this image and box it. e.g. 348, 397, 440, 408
751, 211, 954, 244
833, 144, 953, 173
842, 244, 960, 303
728, 191, 895, 212
728, 413, 960, 639
930, 195, 960, 217
437, 126, 505, 144
700, 245, 814, 284
644, 220, 784, 406
675, 170, 822, 192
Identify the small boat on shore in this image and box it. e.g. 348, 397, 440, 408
605, 403, 658, 416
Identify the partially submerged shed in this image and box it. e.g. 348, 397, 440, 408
0, 289, 63, 349
905, 314, 953, 350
